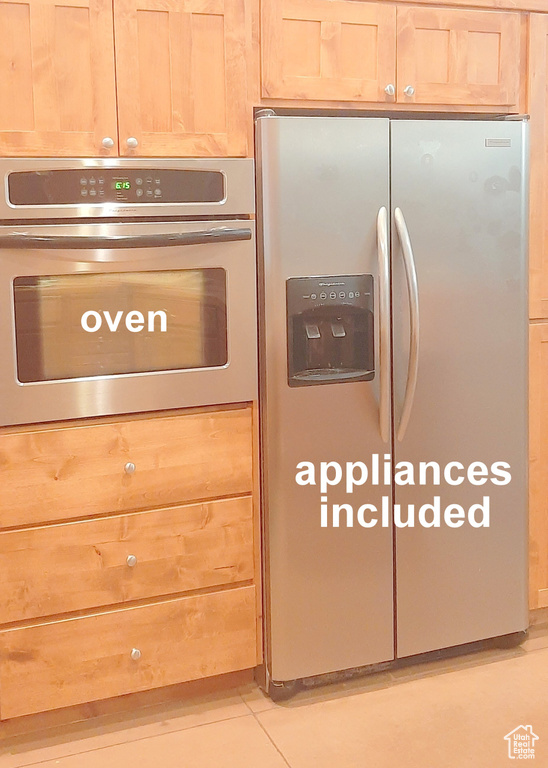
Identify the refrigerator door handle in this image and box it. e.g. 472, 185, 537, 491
394, 207, 420, 442
376, 206, 390, 443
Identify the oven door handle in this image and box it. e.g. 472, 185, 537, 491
0, 227, 252, 250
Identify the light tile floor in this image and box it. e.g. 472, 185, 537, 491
2, 613, 547, 768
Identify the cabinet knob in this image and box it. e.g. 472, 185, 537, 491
130, 648, 142, 661
403, 85, 415, 97
384, 84, 395, 97
124, 462, 136, 475
126, 554, 137, 567
126, 137, 139, 149
101, 137, 115, 149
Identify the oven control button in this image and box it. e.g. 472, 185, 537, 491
146, 176, 153, 184
154, 188, 162, 196
98, 177, 104, 185
154, 178, 161, 185
136, 177, 143, 185
136, 188, 143, 197
80, 188, 88, 196
80, 177, 87, 185
146, 189, 153, 197
89, 177, 96, 185
89, 189, 97, 197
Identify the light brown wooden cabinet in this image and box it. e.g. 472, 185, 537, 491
527, 15, 548, 612
528, 14, 548, 320
261, 0, 523, 110
114, 0, 248, 156
529, 323, 548, 611
396, 5, 521, 108
0, 587, 257, 719
0, 0, 249, 156
0, 0, 118, 156
0, 406, 260, 718
261, 0, 397, 103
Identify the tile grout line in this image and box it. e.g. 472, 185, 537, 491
246, 704, 292, 768
3, 711, 255, 768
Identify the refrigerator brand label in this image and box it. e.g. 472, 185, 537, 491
485, 138, 512, 148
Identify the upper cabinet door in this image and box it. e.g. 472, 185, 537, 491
0, 0, 118, 156
114, 0, 248, 157
528, 14, 548, 320
396, 6, 521, 108
261, 0, 397, 102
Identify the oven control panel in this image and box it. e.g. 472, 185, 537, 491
7, 168, 225, 206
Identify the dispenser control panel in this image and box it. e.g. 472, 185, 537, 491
287, 274, 373, 314
286, 274, 374, 387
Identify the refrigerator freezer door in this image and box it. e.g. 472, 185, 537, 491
257, 116, 394, 681
391, 120, 529, 658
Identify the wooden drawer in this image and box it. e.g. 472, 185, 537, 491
0, 496, 253, 624
0, 586, 257, 718
0, 407, 253, 528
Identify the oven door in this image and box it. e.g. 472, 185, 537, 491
0, 219, 256, 426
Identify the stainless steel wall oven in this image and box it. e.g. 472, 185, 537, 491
0, 159, 257, 427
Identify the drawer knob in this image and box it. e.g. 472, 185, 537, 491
101, 136, 114, 149
126, 554, 137, 567
130, 648, 142, 661
403, 85, 415, 97
124, 462, 136, 475
126, 137, 139, 149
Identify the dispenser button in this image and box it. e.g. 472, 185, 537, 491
329, 292, 336, 299
331, 323, 346, 338
348, 291, 355, 299
305, 324, 321, 340
311, 293, 317, 300
339, 292, 346, 299
320, 292, 327, 300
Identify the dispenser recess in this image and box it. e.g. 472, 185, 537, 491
286, 274, 374, 387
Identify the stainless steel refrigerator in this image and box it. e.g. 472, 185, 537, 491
256, 115, 528, 696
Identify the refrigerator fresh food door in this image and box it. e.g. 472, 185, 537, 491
257, 116, 394, 681
391, 119, 528, 658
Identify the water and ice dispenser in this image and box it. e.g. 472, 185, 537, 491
286, 275, 374, 386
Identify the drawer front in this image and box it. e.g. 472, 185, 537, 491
0, 586, 257, 718
0, 496, 253, 624
0, 407, 253, 528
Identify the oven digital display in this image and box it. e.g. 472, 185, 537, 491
114, 180, 131, 190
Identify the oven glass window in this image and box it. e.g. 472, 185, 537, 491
13, 269, 227, 382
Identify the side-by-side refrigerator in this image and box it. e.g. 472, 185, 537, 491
256, 115, 528, 695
